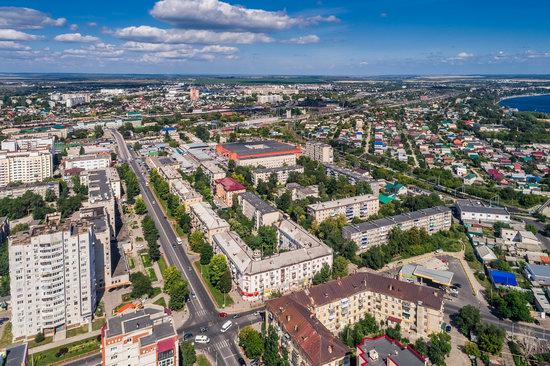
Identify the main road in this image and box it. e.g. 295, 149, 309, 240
111, 129, 255, 365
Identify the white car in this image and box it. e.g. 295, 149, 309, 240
195, 335, 210, 344
448, 287, 459, 295
176, 237, 183, 245
220, 320, 233, 333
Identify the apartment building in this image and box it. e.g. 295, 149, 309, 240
9, 214, 96, 340
456, 199, 510, 223
189, 202, 230, 243
307, 194, 379, 222
215, 177, 246, 206
63, 93, 90, 108
265, 273, 444, 365
324, 164, 380, 196
238, 192, 280, 230
357, 336, 426, 366
286, 183, 320, 200
257, 94, 283, 104
101, 305, 179, 366
84, 169, 117, 238
213, 219, 333, 300
216, 140, 301, 168
343, 206, 452, 253
170, 179, 203, 211
201, 161, 226, 185
1, 137, 55, 152
0, 150, 53, 186
252, 165, 304, 186
158, 165, 181, 184
305, 142, 334, 164
64, 153, 111, 171
0, 181, 59, 200
80, 167, 121, 199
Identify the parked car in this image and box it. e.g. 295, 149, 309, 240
445, 324, 452, 333
232, 314, 240, 319
218, 312, 228, 318
183, 333, 193, 341
200, 327, 208, 333
195, 335, 210, 344
238, 357, 247, 366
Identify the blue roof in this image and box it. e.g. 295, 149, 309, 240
161, 127, 177, 132
488, 270, 518, 286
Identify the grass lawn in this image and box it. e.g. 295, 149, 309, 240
194, 261, 234, 308
148, 267, 158, 282
128, 257, 135, 269
0, 322, 12, 348
197, 355, 212, 366
31, 336, 101, 366
66, 324, 88, 338
28, 335, 53, 349
158, 256, 168, 278
92, 318, 106, 331
151, 287, 162, 298
153, 297, 167, 307
141, 254, 152, 268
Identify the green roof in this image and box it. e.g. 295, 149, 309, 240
379, 194, 397, 205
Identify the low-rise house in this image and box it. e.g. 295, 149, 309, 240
456, 199, 510, 223
475, 245, 498, 263
357, 335, 426, 366
524, 264, 550, 287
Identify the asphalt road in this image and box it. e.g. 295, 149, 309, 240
111, 129, 247, 365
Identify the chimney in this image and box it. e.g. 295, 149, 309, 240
286, 315, 291, 322
389, 284, 393, 291
136, 322, 139, 329
328, 345, 333, 354
294, 324, 298, 332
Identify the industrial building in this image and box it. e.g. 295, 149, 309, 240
215, 140, 301, 168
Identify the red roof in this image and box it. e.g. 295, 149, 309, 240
116, 303, 137, 314
216, 177, 246, 192
540, 256, 550, 264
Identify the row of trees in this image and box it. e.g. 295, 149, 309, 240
163, 266, 189, 310
456, 305, 507, 356
142, 215, 160, 262
117, 163, 140, 204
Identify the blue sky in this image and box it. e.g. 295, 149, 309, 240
0, 0, 549, 75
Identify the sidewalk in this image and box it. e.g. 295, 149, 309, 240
29, 329, 101, 355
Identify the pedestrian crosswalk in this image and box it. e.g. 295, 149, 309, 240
193, 308, 208, 317
203, 339, 231, 352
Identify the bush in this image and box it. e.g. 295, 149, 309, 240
34, 332, 45, 343
55, 347, 69, 357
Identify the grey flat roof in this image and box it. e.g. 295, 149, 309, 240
456, 199, 509, 215
239, 192, 278, 214
358, 336, 425, 366
88, 169, 112, 201
220, 140, 298, 155
4, 343, 28, 366
343, 206, 451, 236
526, 263, 550, 279
412, 266, 454, 286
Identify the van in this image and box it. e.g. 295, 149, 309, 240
177, 237, 183, 245
221, 320, 233, 333
194, 335, 210, 344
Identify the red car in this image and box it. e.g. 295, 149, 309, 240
218, 312, 228, 318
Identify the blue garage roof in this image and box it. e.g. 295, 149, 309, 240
488, 270, 518, 287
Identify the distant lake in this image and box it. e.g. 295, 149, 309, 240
499, 94, 550, 114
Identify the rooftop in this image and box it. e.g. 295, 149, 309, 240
1, 343, 28, 366
308, 194, 377, 211
216, 177, 246, 192
456, 199, 509, 216
189, 202, 230, 231
239, 192, 278, 214
253, 165, 304, 174
357, 335, 425, 366
218, 140, 300, 157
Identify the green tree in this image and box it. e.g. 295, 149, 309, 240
427, 333, 451, 366
189, 231, 206, 253
413, 338, 428, 357
464, 341, 481, 358
34, 332, 45, 344
525, 224, 538, 235
228, 159, 236, 173
239, 326, 264, 359
45, 188, 57, 202
264, 325, 282, 366
200, 244, 213, 265
134, 197, 147, 215
456, 305, 481, 337
130, 272, 153, 299
477, 323, 505, 355
385, 324, 402, 342
79, 146, 85, 155
168, 280, 189, 310
133, 141, 142, 151
180, 341, 196, 365
209, 254, 228, 287
313, 263, 332, 285
332, 256, 348, 279
276, 191, 292, 212
218, 270, 232, 294
177, 211, 192, 234
163, 266, 182, 294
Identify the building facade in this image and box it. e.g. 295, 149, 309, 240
102, 305, 179, 366
305, 142, 334, 164
307, 194, 379, 223
238, 192, 281, 230
0, 150, 53, 187
215, 177, 246, 206
343, 206, 452, 253
252, 165, 304, 186
456, 199, 510, 223
9, 215, 96, 340
189, 202, 230, 243
216, 140, 301, 168
64, 153, 111, 171
170, 179, 203, 211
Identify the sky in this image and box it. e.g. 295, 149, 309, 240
0, 0, 549, 76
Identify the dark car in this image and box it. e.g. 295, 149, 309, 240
238, 357, 247, 366
200, 327, 208, 333
218, 312, 228, 318
232, 314, 240, 319
183, 333, 193, 341
445, 324, 452, 333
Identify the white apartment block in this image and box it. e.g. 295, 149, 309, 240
0, 150, 53, 187
238, 192, 281, 230
189, 202, 230, 243
200, 161, 226, 185
1, 137, 55, 152
64, 153, 111, 171
304, 142, 334, 164
343, 206, 452, 253
213, 219, 333, 300
307, 194, 379, 222
456, 199, 510, 223
257, 94, 283, 104
80, 167, 121, 199
170, 179, 203, 211
64, 93, 91, 108
9, 215, 96, 340
252, 165, 304, 186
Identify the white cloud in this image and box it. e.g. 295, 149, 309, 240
359, 61, 369, 65
284, 34, 320, 44
62, 42, 123, 59
54, 33, 100, 43
0, 28, 43, 41
150, 0, 338, 31
70, 24, 78, 31
455, 52, 474, 60
0, 41, 31, 50
380, 12, 388, 18
86, 22, 98, 27
116, 25, 272, 44
0, 7, 66, 29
